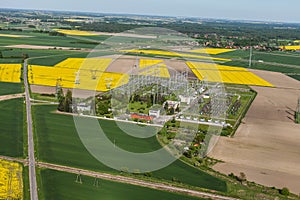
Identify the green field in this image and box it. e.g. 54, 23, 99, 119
28, 52, 90, 66
0, 82, 22, 95
251, 52, 300, 66
0, 30, 109, 49
23, 166, 30, 200
33, 105, 227, 192
0, 98, 24, 157
39, 169, 202, 200
28, 51, 116, 66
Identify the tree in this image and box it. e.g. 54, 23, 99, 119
194, 133, 205, 143
22, 53, 29, 60
64, 90, 73, 112
57, 88, 65, 112
164, 101, 169, 111
171, 117, 176, 123
169, 107, 175, 115
238, 172, 247, 183
0, 51, 3, 58
97, 102, 109, 115
280, 187, 290, 196
175, 105, 180, 113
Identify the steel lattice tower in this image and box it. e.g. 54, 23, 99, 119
296, 97, 300, 124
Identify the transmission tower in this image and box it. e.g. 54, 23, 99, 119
93, 176, 100, 187
296, 97, 300, 124
249, 46, 253, 68
91, 70, 97, 80
55, 77, 62, 97
75, 172, 83, 184
7, 166, 14, 199
75, 71, 80, 85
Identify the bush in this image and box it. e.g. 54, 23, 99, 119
144, 172, 152, 177
279, 187, 290, 196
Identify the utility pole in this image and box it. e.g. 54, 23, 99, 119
296, 97, 300, 124
249, 46, 253, 68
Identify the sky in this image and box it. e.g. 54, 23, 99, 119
1, 0, 300, 23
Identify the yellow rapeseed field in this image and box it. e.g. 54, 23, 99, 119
0, 159, 23, 199
122, 49, 231, 62
280, 46, 300, 50
29, 58, 129, 91
190, 48, 235, 55
139, 59, 170, 78
0, 33, 23, 38
53, 29, 99, 36
187, 62, 273, 87
0, 64, 21, 83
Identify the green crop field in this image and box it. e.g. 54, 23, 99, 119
215, 49, 250, 59
28, 51, 116, 66
33, 105, 227, 192
39, 169, 202, 200
0, 82, 22, 95
0, 30, 109, 49
251, 52, 300, 66
28, 52, 90, 66
217, 49, 300, 66
1, 48, 83, 58
0, 98, 24, 157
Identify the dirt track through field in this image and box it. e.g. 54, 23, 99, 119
0, 93, 24, 101
209, 70, 300, 194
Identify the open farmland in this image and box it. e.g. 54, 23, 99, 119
28, 58, 130, 91
123, 49, 231, 62
280, 45, 300, 50
190, 48, 235, 55
39, 169, 202, 200
28, 57, 175, 91
139, 59, 170, 78
54, 29, 100, 36
214, 49, 300, 81
33, 105, 227, 192
0, 64, 21, 83
0, 98, 24, 157
0, 159, 23, 199
0, 82, 22, 95
209, 71, 300, 194
0, 48, 92, 65
0, 30, 107, 49
187, 62, 273, 87
0, 33, 32, 38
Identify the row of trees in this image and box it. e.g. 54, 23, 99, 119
57, 88, 73, 112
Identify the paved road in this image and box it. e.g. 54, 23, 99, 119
23, 60, 39, 200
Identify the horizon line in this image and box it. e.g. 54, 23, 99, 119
1, 7, 300, 25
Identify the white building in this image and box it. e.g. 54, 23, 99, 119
149, 109, 161, 118
76, 103, 91, 113
179, 95, 196, 105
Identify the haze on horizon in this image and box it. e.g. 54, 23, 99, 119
1, 0, 300, 23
